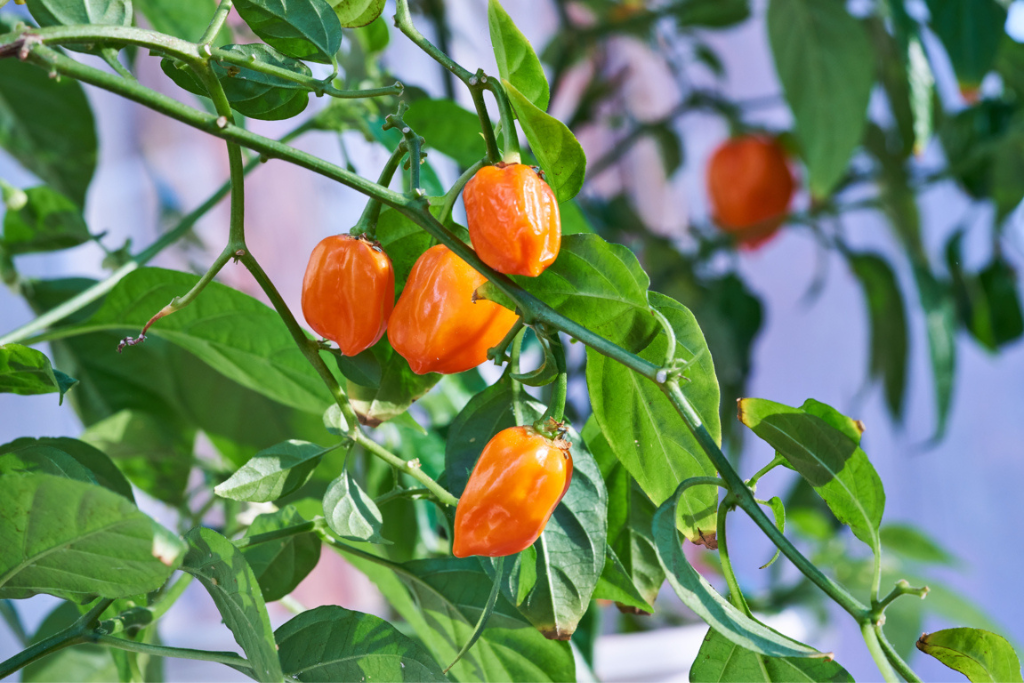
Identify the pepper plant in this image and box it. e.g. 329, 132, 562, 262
0, 0, 1020, 682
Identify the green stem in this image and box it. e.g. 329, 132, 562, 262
354, 142, 409, 236
875, 625, 922, 683
875, 580, 929, 613
510, 329, 526, 426
100, 47, 134, 80
148, 572, 193, 621
91, 634, 252, 672
439, 158, 487, 225
746, 454, 785, 490
468, 82, 500, 163
650, 308, 677, 369
200, 0, 232, 45
861, 622, 900, 683
484, 79, 521, 164
716, 499, 753, 617
374, 487, 433, 506
355, 432, 458, 507
536, 335, 567, 426
132, 245, 233, 340
0, 599, 112, 679
443, 554, 505, 674
232, 520, 318, 549
486, 317, 525, 365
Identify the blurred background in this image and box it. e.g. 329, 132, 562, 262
2, 0, 1024, 680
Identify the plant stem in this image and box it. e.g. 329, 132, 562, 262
355, 432, 458, 507
536, 335, 567, 426
444, 554, 505, 674
875, 624, 922, 683
354, 142, 409, 236
232, 520, 318, 549
91, 634, 252, 672
468, 82, 500, 163
0, 598, 112, 679
439, 159, 487, 225
100, 47, 134, 80
483, 79, 521, 164
861, 622, 900, 683
200, 0, 232, 45
746, 454, 785, 490
716, 499, 753, 617
374, 487, 433, 506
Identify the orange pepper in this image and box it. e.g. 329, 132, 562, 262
387, 245, 519, 375
453, 426, 573, 558
463, 163, 561, 277
706, 135, 795, 249
301, 234, 395, 356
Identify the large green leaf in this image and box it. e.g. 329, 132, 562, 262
0, 474, 184, 600
2, 186, 91, 256
323, 469, 390, 544
690, 627, 853, 682
26, 0, 132, 27
503, 80, 585, 202
587, 293, 720, 542
161, 44, 313, 121
0, 52, 97, 207
181, 527, 283, 682
0, 343, 77, 403
276, 605, 447, 681
653, 481, 820, 658
584, 417, 661, 612
672, 0, 750, 28
57, 267, 332, 413
917, 628, 1022, 683
403, 100, 488, 169
0, 436, 134, 502
767, 0, 874, 197
516, 234, 657, 350
242, 505, 321, 602
376, 207, 434, 290
233, 0, 342, 63
878, 523, 957, 567
215, 440, 335, 502
489, 0, 550, 111
327, 0, 385, 28
847, 253, 908, 420
346, 335, 441, 426
738, 398, 884, 553
924, 0, 1006, 87
913, 266, 957, 440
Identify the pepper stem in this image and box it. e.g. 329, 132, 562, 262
443, 554, 505, 674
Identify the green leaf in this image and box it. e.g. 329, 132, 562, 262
977, 258, 1024, 348
587, 293, 720, 542
503, 80, 585, 202
0, 343, 77, 403
403, 99, 488, 169
242, 505, 321, 602
917, 628, 1023, 683
333, 346, 383, 389
327, 0, 385, 28
2, 186, 91, 255
653, 481, 820, 658
323, 470, 390, 544
924, 0, 1006, 87
0, 436, 134, 502
60, 267, 332, 413
759, 497, 785, 570
0, 51, 97, 207
346, 335, 441, 427
182, 527, 284, 682
80, 409, 194, 506
690, 626, 853, 682
276, 604, 447, 681
672, 0, 750, 28
585, 417, 661, 612
767, 0, 874, 197
215, 440, 335, 502
135, 0, 231, 42
161, 44, 313, 121
879, 524, 957, 566
738, 398, 884, 553
647, 122, 684, 176
233, 0, 343, 63
913, 266, 957, 440
489, 0, 550, 111
26, 0, 132, 27
0, 473, 184, 600
517, 234, 657, 350
991, 132, 1024, 222
848, 253, 909, 420
592, 546, 654, 614
445, 375, 519, 497
22, 601, 118, 683
376, 207, 434, 290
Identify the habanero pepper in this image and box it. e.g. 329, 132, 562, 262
463, 162, 561, 277
301, 234, 395, 356
387, 244, 519, 375
452, 426, 573, 558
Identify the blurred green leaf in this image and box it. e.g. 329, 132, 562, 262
913, 266, 957, 440
215, 440, 334, 502
767, 0, 874, 197
135, 0, 232, 43
276, 605, 447, 680
242, 505, 321, 602
879, 523, 957, 567
672, 0, 750, 28
182, 527, 283, 682
504, 80, 586, 201
690, 626, 852, 682
917, 628, 1022, 683
0, 474, 185, 600
233, 0, 342, 63
489, 0, 550, 111
26, 0, 131, 27
924, 0, 1006, 87
0, 343, 77, 403
2, 186, 90, 255
328, 0, 384, 28
404, 99, 488, 168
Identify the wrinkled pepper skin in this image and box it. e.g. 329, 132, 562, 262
453, 426, 573, 558
463, 163, 561, 277
706, 136, 795, 249
301, 234, 395, 356
387, 245, 519, 375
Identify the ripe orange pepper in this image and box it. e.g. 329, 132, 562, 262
706, 135, 795, 249
387, 245, 518, 375
463, 163, 561, 277
453, 426, 573, 558
301, 234, 394, 356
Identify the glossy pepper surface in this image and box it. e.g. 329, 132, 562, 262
452, 426, 573, 558
301, 234, 395, 356
387, 245, 519, 375
706, 136, 795, 249
463, 163, 561, 277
